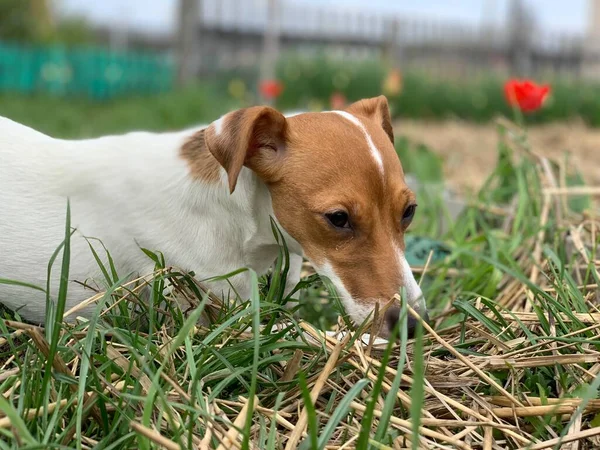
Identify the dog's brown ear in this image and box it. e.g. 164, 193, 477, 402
203, 106, 288, 193
345, 95, 394, 144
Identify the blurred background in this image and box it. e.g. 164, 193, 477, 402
2, 0, 600, 191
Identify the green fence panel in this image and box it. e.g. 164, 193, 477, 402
0, 41, 174, 99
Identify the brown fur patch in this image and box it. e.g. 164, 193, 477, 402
180, 129, 222, 184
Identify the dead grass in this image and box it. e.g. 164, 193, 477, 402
394, 117, 600, 194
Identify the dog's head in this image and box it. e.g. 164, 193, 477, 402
195, 96, 427, 338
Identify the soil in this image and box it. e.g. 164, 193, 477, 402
393, 119, 600, 193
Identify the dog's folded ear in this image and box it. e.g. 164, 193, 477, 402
344, 95, 394, 145
203, 106, 288, 194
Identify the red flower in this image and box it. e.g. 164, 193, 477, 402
259, 79, 284, 99
330, 91, 346, 109
504, 79, 551, 113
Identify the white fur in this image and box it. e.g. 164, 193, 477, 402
281, 110, 305, 118
213, 116, 225, 136
396, 246, 426, 312
314, 261, 373, 325
0, 116, 303, 323
330, 111, 384, 174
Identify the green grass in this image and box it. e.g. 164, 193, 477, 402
1, 103, 600, 447
0, 82, 240, 139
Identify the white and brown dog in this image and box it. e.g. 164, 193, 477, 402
0, 96, 427, 337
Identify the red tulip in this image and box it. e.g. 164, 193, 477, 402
504, 79, 551, 113
330, 91, 346, 109
259, 79, 284, 99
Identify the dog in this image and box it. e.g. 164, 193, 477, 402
0, 95, 427, 338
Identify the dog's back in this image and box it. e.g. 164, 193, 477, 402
0, 119, 188, 321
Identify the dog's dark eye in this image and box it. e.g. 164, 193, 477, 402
402, 204, 417, 226
326, 211, 350, 229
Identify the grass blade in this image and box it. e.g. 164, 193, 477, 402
39, 201, 72, 409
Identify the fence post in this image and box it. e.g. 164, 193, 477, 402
382, 18, 402, 69
507, 0, 533, 76
176, 0, 200, 86
259, 0, 281, 105
583, 0, 600, 80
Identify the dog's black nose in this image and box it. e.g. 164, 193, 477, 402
385, 306, 430, 339
385, 306, 401, 336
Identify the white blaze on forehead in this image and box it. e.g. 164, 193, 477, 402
213, 115, 225, 136
395, 244, 425, 312
283, 110, 305, 118
330, 111, 385, 174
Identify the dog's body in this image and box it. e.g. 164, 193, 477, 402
0, 96, 426, 336
0, 118, 302, 322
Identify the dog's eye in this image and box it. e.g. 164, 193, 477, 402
326, 211, 350, 229
402, 204, 417, 226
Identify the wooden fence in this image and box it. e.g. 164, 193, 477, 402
183, 0, 590, 80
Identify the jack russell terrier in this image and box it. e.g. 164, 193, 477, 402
0, 95, 427, 338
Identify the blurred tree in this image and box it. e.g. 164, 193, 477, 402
53, 18, 95, 45
0, 0, 93, 45
0, 0, 42, 42
30, 0, 54, 41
